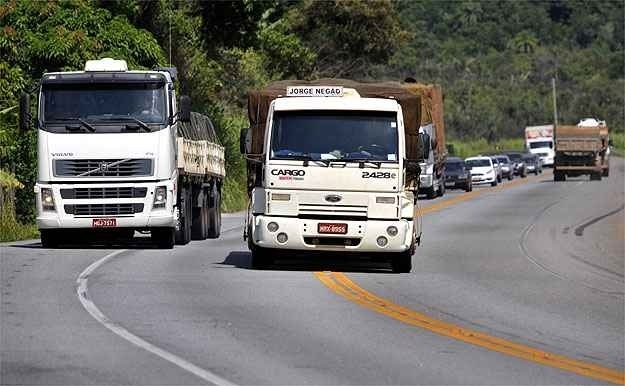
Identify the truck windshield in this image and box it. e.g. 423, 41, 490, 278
529, 141, 552, 149
41, 83, 167, 132
270, 110, 399, 162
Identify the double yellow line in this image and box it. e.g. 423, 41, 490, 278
314, 172, 625, 385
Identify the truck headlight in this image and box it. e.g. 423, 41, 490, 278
153, 186, 167, 208
41, 188, 55, 211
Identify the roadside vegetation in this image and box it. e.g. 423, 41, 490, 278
1, 0, 622, 240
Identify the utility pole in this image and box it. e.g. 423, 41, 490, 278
551, 77, 558, 127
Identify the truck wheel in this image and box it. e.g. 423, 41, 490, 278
249, 237, 272, 269
590, 172, 602, 181
175, 187, 192, 245
426, 186, 436, 199
152, 227, 175, 249
207, 185, 221, 239
40, 229, 60, 248
491, 179, 497, 187
554, 171, 565, 181
603, 168, 609, 177
391, 249, 413, 273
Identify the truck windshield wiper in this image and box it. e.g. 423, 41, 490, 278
54, 117, 96, 132
95, 116, 152, 132
334, 158, 382, 168
279, 153, 330, 167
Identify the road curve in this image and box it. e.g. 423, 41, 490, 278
1, 158, 623, 385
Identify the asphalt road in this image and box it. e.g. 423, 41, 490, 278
2, 159, 624, 385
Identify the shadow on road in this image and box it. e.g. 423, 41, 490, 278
9, 236, 159, 250
218, 251, 396, 273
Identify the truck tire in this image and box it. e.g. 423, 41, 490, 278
603, 168, 609, 177
590, 172, 602, 181
191, 186, 208, 240
249, 236, 272, 269
554, 171, 565, 181
40, 229, 60, 248
437, 180, 445, 197
207, 184, 221, 239
175, 186, 192, 245
491, 179, 498, 187
391, 248, 413, 273
426, 186, 436, 199
152, 227, 175, 249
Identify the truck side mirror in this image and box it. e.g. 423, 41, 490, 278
418, 132, 431, 160
179, 95, 191, 122
240, 128, 249, 154
19, 93, 31, 132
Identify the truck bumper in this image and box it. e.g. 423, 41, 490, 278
250, 215, 413, 253
35, 181, 175, 230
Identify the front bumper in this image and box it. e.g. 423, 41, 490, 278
35, 181, 175, 230
251, 215, 413, 253
471, 174, 496, 184
419, 173, 434, 188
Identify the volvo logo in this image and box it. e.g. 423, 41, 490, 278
98, 161, 110, 175
325, 194, 342, 203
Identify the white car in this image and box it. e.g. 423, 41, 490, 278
465, 156, 498, 186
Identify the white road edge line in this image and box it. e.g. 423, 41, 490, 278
76, 249, 236, 386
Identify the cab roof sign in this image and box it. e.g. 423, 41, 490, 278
286, 86, 343, 97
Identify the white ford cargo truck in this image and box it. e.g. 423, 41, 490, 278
241, 81, 427, 272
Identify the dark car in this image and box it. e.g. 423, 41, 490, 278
444, 157, 472, 192
505, 152, 527, 178
495, 155, 514, 180
522, 153, 543, 175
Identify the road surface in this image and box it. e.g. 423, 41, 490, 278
2, 159, 624, 385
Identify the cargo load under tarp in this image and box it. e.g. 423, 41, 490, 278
401, 82, 446, 157
556, 125, 602, 152
177, 112, 225, 178
247, 79, 423, 160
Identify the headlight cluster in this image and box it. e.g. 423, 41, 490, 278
41, 188, 55, 211
153, 186, 167, 208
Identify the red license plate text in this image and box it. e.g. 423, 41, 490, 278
318, 223, 347, 234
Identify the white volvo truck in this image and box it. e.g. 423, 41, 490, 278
20, 58, 224, 248
525, 124, 555, 166
242, 82, 426, 272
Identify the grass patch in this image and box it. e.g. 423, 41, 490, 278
0, 219, 38, 242
447, 138, 526, 159
611, 131, 625, 156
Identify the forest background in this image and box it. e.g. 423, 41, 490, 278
1, 0, 623, 240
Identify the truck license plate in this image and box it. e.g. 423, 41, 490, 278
92, 218, 117, 228
318, 223, 347, 234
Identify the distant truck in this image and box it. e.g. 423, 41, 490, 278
402, 81, 447, 199
525, 124, 554, 166
20, 58, 225, 248
553, 119, 609, 181
241, 79, 428, 272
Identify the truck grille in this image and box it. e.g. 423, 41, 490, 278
298, 204, 367, 218
64, 203, 144, 216
60, 187, 147, 199
54, 159, 152, 177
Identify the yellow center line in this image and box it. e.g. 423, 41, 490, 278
314, 171, 625, 385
